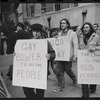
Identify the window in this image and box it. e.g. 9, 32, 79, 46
46, 3, 53, 13
55, 3, 60, 11
26, 4, 34, 17
71, 3, 78, 7
60, 3, 70, 9
30, 5, 34, 17
26, 4, 30, 17
41, 3, 46, 13
74, 3, 78, 7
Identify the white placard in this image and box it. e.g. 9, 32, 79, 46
48, 36, 70, 61
78, 50, 100, 84
13, 39, 47, 89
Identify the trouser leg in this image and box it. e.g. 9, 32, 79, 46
64, 62, 76, 82
90, 84, 96, 92
50, 60, 55, 74
82, 84, 89, 97
36, 89, 45, 98
53, 61, 65, 88
47, 61, 50, 76
23, 87, 35, 98
56, 74, 65, 88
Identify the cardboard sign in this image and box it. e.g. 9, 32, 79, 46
48, 36, 70, 61
13, 39, 47, 89
78, 50, 100, 84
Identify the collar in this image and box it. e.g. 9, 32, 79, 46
61, 29, 69, 36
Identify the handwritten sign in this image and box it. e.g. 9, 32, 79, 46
48, 36, 70, 61
78, 50, 100, 84
13, 39, 47, 89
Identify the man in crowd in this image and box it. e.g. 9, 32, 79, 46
53, 18, 78, 93
93, 23, 100, 36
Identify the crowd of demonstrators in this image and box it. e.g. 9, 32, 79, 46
52, 18, 78, 93
1, 18, 100, 98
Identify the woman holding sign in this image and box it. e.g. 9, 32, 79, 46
79, 22, 100, 97
22, 23, 55, 98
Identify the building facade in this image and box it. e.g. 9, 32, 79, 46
18, 3, 100, 30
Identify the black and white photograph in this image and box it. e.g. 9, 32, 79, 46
0, 2, 100, 99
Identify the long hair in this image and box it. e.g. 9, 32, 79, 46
60, 18, 71, 30
81, 22, 94, 45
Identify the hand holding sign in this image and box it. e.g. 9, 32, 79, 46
46, 54, 50, 60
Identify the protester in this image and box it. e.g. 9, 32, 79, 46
79, 22, 100, 98
93, 23, 100, 44
51, 28, 61, 37
24, 21, 30, 31
93, 23, 100, 36
76, 26, 82, 36
53, 18, 78, 93
22, 23, 55, 98
15, 22, 31, 39
42, 26, 50, 38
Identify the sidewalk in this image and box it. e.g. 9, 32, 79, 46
1, 62, 100, 98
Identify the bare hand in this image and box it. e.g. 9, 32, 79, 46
46, 54, 50, 60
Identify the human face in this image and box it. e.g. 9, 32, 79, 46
60, 20, 68, 30
32, 31, 42, 39
83, 24, 90, 34
16, 26, 20, 31
93, 25, 98, 31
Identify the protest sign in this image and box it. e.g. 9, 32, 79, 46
48, 36, 70, 61
13, 39, 47, 89
78, 50, 100, 84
